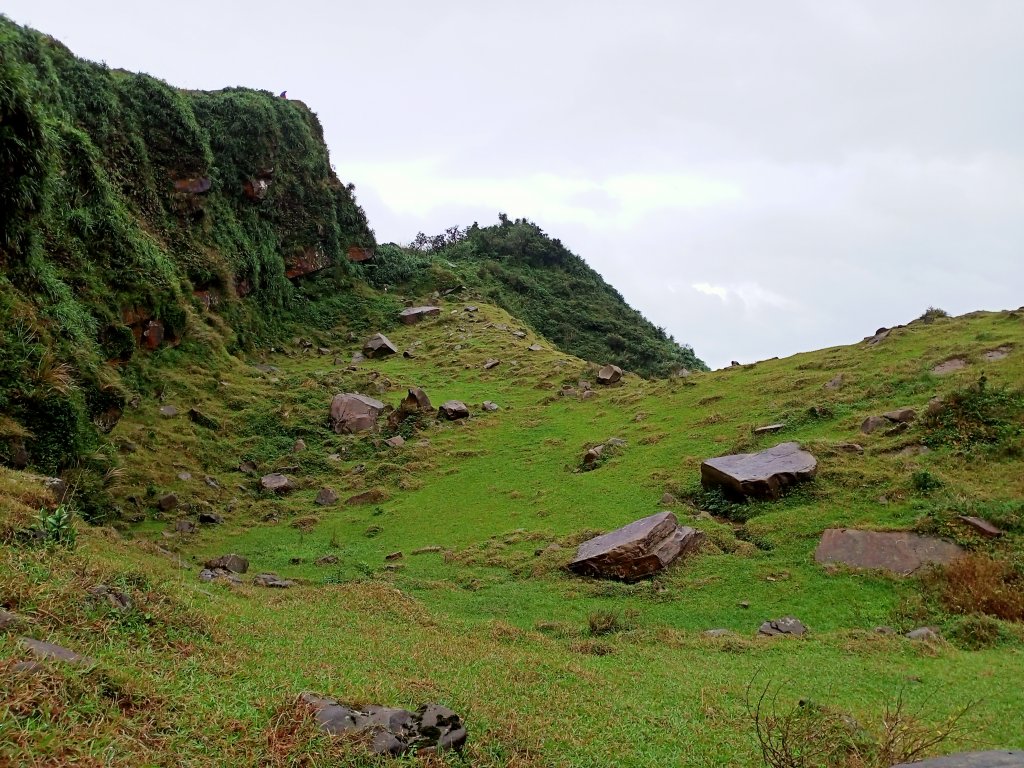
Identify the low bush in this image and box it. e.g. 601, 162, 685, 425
930, 553, 1024, 621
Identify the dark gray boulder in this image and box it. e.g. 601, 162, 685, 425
567, 511, 703, 582
700, 442, 817, 501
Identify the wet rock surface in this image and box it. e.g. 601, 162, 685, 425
815, 529, 964, 575
301, 693, 467, 755
568, 511, 703, 582
700, 442, 817, 500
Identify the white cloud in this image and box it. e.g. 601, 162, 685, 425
691, 281, 795, 313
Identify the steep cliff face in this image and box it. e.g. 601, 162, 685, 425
0, 16, 375, 472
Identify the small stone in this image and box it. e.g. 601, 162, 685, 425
738, 600, 750, 609
205, 554, 249, 573
177, 472, 192, 481
583, 445, 605, 465
958, 516, 1004, 538
860, 415, 890, 434
198, 512, 224, 525
906, 627, 940, 641
385, 551, 403, 561
253, 573, 296, 588
883, 408, 917, 424
363, 333, 398, 358
758, 617, 807, 637
204, 475, 220, 489
238, 460, 258, 475
174, 519, 197, 533
293, 438, 306, 452
483, 359, 500, 370
384, 435, 405, 448
661, 492, 678, 505
157, 493, 178, 512
753, 424, 785, 435
315, 555, 340, 565
315, 488, 339, 506
188, 408, 220, 430
261, 473, 295, 493
159, 405, 178, 418
481, 401, 499, 412
19, 637, 95, 667
528, 344, 544, 352
703, 629, 733, 638
438, 401, 470, 420
0, 608, 28, 633
873, 626, 897, 635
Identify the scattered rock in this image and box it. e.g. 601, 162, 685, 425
412, 546, 442, 555
384, 435, 405, 448
261, 473, 295, 493
464, 305, 478, 313
19, 637, 96, 667
363, 333, 398, 358
483, 359, 500, 370
834, 443, 864, 454
758, 617, 807, 637
350, 352, 365, 365
204, 475, 221, 489
199, 568, 242, 585
174, 519, 197, 533
738, 600, 750, 609
177, 472, 192, 481
238, 460, 258, 475
88, 584, 132, 612
528, 344, 544, 352
205, 554, 249, 573
596, 364, 623, 385
292, 438, 306, 452
905, 627, 940, 641
703, 629, 734, 638
385, 551, 403, 561
512, 330, 527, 339
157, 493, 178, 512
958, 516, 1004, 538
700, 442, 817, 501
581, 390, 597, 400
199, 512, 224, 525
891, 751, 1024, 767
825, 374, 844, 389
753, 423, 785, 435
481, 401, 499, 412
567, 511, 703, 582
583, 445, 605, 466
882, 408, 916, 423
159, 405, 178, 418
660, 492, 678, 505
188, 407, 220, 430
300, 693, 467, 756
874, 626, 897, 635
253, 573, 296, 588
315, 555, 339, 566
398, 306, 441, 325
438, 400, 470, 420
315, 488, 339, 506
0, 609, 28, 633
814, 529, 964, 575
860, 415, 890, 434
330, 393, 386, 433
933, 358, 967, 375
864, 328, 891, 346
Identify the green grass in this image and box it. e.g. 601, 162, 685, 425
4, 305, 1024, 766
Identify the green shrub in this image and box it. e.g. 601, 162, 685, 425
922, 378, 1024, 455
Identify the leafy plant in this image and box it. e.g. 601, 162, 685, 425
922, 377, 1024, 455
37, 503, 77, 549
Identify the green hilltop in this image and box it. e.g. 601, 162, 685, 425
2, 14, 1024, 768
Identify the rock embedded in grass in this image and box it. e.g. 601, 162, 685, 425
481, 401, 499, 412
814, 529, 964, 575
483, 358, 500, 370
891, 751, 1024, 767
157, 493, 178, 511
19, 637, 96, 667
315, 488, 338, 506
329, 393, 385, 433
398, 306, 441, 325
299, 693, 467, 755
188, 407, 220, 430
261, 473, 295, 493
362, 333, 398, 358
758, 617, 807, 637
205, 554, 249, 573
0, 608, 28, 632
700, 442, 817, 501
568, 511, 703, 582
253, 573, 295, 588
438, 400, 470, 420
906, 626, 940, 641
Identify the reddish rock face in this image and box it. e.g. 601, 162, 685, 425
330, 393, 385, 434
814, 529, 964, 575
568, 511, 703, 582
193, 290, 220, 311
173, 177, 212, 194
701, 442, 817, 501
285, 245, 330, 279
235, 276, 253, 297
347, 245, 374, 263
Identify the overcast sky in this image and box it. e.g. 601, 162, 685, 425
6, 1, 1023, 368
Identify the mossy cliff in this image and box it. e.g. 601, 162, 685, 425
0, 15, 376, 474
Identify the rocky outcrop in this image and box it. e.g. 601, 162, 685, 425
398, 306, 441, 325
284, 245, 330, 279
300, 693, 467, 756
438, 401, 470, 420
330, 393, 385, 433
700, 442, 817, 501
597, 364, 622, 385
363, 333, 398, 358
568, 511, 703, 582
347, 245, 374, 263
814, 529, 964, 575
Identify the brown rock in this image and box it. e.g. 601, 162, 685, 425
347, 245, 374, 263
583, 445, 605, 466
753, 423, 785, 435
159, 405, 178, 418
174, 519, 196, 534
205, 554, 249, 573
261, 473, 295, 493
0, 608, 27, 632
660, 492, 678, 505
958, 516, 1003, 538
438, 400, 470, 420
157, 493, 178, 512
890, 751, 1024, 767
19, 637, 96, 667
315, 488, 339, 506
481, 401, 499, 412
483, 359, 500, 370
596, 364, 623, 385
398, 306, 441, 325
330, 393, 385, 433
933, 358, 967, 375
284, 245, 330, 279
700, 442, 817, 501
401, 387, 432, 412
385, 551, 403, 561
758, 617, 807, 637
315, 555, 340, 565
346, 488, 389, 505
883, 408, 917, 423
238, 460, 258, 475
814, 529, 964, 575
363, 333, 398, 358
860, 415, 890, 434
567, 511, 703, 582
384, 435, 405, 448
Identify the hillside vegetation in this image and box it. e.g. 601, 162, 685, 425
2, 14, 1024, 768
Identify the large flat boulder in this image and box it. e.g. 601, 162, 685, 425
330, 393, 385, 433
568, 511, 703, 582
701, 442, 817, 500
814, 529, 964, 575
891, 752, 1024, 768
398, 306, 441, 325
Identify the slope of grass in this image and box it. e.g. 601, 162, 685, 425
3, 306, 1023, 766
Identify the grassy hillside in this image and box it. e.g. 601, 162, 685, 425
3, 305, 1023, 766
360, 217, 706, 378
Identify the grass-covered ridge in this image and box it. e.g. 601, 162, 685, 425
361, 216, 707, 378
0, 14, 375, 477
